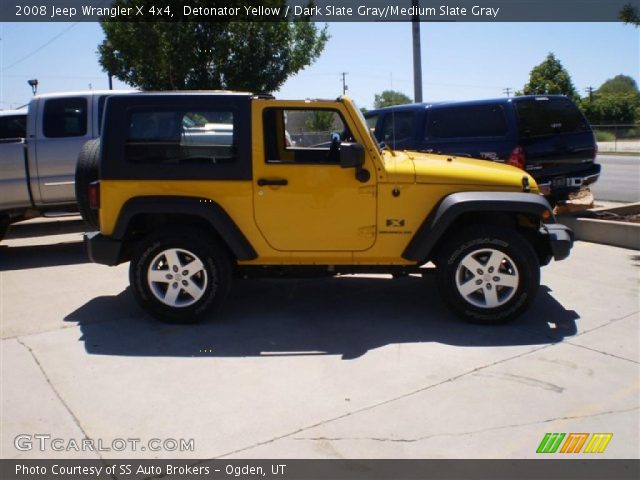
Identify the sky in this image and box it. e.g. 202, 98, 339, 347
0, 21, 638, 110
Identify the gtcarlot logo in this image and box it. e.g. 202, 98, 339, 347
14, 434, 194, 452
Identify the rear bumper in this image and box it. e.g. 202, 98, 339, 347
540, 223, 574, 261
536, 163, 601, 198
84, 231, 123, 266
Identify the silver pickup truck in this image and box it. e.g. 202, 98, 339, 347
0, 90, 131, 240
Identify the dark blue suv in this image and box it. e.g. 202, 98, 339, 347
364, 95, 600, 203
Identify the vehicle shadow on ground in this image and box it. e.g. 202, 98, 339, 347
0, 241, 88, 271
5, 218, 85, 239
64, 275, 579, 359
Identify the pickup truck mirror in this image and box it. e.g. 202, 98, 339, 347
339, 142, 364, 169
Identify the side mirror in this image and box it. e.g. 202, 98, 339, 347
340, 142, 365, 168
340, 142, 370, 183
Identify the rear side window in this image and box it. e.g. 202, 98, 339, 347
426, 104, 507, 139
0, 114, 26, 139
126, 109, 236, 165
515, 98, 589, 137
43, 97, 87, 138
381, 111, 415, 142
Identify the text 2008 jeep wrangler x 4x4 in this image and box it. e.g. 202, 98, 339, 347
79, 92, 573, 324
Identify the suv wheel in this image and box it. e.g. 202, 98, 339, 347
129, 230, 232, 323
436, 227, 539, 324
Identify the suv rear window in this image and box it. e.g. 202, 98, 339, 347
426, 104, 507, 139
515, 97, 589, 137
0, 114, 26, 139
126, 109, 236, 165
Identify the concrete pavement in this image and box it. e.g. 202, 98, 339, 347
1, 217, 638, 460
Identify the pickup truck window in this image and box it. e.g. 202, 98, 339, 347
125, 109, 236, 165
263, 108, 351, 164
0, 115, 26, 140
426, 104, 507, 139
43, 97, 87, 138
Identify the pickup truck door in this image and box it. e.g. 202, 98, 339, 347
30, 96, 93, 204
252, 104, 377, 252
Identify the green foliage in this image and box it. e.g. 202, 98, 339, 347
593, 130, 615, 142
596, 75, 639, 96
373, 90, 412, 108
580, 74, 640, 125
98, 0, 329, 93
305, 110, 335, 132
520, 53, 579, 101
620, 3, 640, 26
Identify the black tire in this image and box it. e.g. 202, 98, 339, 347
129, 229, 232, 324
75, 139, 100, 229
0, 216, 10, 242
436, 226, 540, 325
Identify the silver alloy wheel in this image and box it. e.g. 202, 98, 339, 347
454, 248, 519, 309
147, 248, 208, 308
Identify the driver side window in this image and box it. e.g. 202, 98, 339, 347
263, 108, 351, 164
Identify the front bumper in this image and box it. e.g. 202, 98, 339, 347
84, 231, 123, 266
540, 223, 574, 261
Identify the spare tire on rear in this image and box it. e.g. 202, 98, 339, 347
75, 139, 100, 229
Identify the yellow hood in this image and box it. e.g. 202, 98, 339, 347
382, 150, 537, 191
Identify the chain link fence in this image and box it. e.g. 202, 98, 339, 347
591, 124, 640, 153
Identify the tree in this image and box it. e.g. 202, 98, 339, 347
580, 75, 640, 125
519, 53, 579, 101
305, 110, 334, 131
620, 3, 640, 26
373, 90, 412, 108
596, 75, 639, 96
98, 1, 328, 93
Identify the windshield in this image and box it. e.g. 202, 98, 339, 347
352, 101, 382, 152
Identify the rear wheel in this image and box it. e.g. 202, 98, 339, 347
436, 226, 540, 324
75, 139, 100, 229
129, 229, 232, 323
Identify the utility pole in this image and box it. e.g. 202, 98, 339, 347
503, 87, 512, 97
411, 0, 423, 103
108, 74, 113, 90
340, 72, 348, 95
585, 86, 594, 101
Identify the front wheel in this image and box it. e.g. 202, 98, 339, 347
129, 230, 232, 323
436, 227, 540, 324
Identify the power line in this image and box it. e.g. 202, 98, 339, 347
1, 23, 79, 72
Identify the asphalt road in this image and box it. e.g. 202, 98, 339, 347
592, 154, 640, 203
1, 218, 638, 462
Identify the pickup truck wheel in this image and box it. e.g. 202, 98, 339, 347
436, 227, 539, 324
129, 230, 232, 324
75, 139, 100, 229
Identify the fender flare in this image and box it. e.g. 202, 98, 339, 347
113, 196, 257, 261
402, 191, 552, 262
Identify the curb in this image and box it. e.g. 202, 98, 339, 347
557, 203, 640, 251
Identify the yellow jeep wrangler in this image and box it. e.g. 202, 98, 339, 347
78, 92, 573, 324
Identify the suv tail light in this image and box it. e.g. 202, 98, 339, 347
507, 146, 525, 170
88, 181, 100, 209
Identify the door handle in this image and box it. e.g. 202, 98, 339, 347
257, 178, 288, 186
